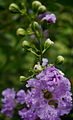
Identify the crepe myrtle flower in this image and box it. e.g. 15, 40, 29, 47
1, 88, 16, 117
16, 89, 26, 104
39, 12, 56, 23
18, 108, 37, 120
22, 65, 72, 120
42, 58, 48, 66
1, 66, 72, 120
34, 58, 48, 71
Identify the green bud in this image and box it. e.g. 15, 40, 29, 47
20, 76, 27, 82
44, 38, 54, 49
38, 5, 46, 14
9, 3, 19, 13
31, 21, 39, 30
26, 28, 34, 35
34, 64, 42, 71
56, 55, 64, 64
32, 1, 42, 11
16, 28, 26, 36
22, 41, 29, 47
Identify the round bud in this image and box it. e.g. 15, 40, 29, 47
31, 21, 39, 30
16, 28, 26, 36
34, 64, 42, 71
38, 5, 46, 14
32, 1, 42, 11
20, 76, 27, 82
9, 3, 19, 13
22, 41, 29, 47
56, 55, 64, 64
44, 38, 54, 49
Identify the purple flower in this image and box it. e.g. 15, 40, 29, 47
19, 108, 37, 120
1, 66, 72, 120
1, 88, 16, 117
41, 13, 56, 23
24, 65, 72, 120
16, 90, 26, 104
34, 58, 48, 71
38, 12, 48, 20
26, 78, 40, 88
42, 58, 48, 66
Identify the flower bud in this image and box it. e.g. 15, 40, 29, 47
44, 38, 54, 49
56, 55, 64, 64
34, 64, 42, 71
32, 1, 42, 11
38, 5, 46, 14
31, 21, 39, 30
16, 28, 26, 36
20, 76, 27, 82
22, 41, 29, 47
9, 3, 19, 13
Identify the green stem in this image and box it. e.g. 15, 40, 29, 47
39, 37, 43, 65
28, 48, 39, 57
34, 30, 43, 64
42, 47, 49, 54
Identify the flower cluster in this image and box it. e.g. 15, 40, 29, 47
25, 66, 72, 120
0, 65, 72, 120
1, 88, 16, 117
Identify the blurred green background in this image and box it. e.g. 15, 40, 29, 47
0, 0, 73, 119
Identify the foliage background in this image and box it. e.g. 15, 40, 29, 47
0, 0, 73, 119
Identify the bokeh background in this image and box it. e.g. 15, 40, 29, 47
0, 0, 73, 119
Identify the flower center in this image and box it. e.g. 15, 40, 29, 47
35, 117, 41, 120
43, 90, 53, 100
48, 100, 58, 108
